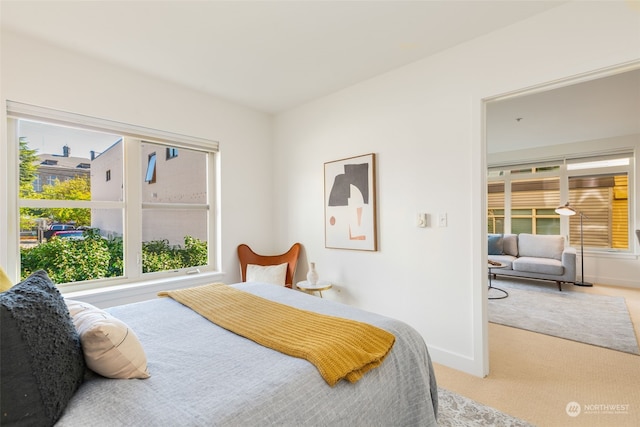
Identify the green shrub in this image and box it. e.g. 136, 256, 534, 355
21, 233, 111, 283
21, 233, 207, 283
141, 236, 207, 273
105, 236, 124, 277
182, 235, 208, 268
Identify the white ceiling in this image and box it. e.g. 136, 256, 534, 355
1, 0, 565, 113
487, 69, 640, 153
2, 1, 637, 152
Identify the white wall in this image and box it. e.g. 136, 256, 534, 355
0, 30, 275, 285
274, 1, 640, 376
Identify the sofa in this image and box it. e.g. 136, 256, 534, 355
488, 233, 576, 291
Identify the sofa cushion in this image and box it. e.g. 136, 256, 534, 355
488, 234, 504, 255
517, 234, 564, 260
513, 257, 565, 276
488, 255, 516, 270
502, 234, 518, 256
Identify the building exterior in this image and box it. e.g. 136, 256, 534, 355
91, 139, 208, 246
33, 145, 90, 192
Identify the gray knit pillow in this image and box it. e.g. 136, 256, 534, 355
0, 270, 85, 426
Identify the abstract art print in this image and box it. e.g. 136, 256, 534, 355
324, 153, 377, 251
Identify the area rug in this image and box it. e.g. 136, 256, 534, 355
488, 278, 640, 355
437, 387, 534, 427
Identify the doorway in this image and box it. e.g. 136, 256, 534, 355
482, 63, 640, 363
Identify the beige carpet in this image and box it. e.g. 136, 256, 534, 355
434, 323, 640, 426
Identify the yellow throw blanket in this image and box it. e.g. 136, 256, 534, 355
158, 283, 395, 386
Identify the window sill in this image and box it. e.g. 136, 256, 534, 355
62, 271, 226, 308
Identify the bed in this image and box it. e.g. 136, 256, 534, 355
2, 273, 438, 426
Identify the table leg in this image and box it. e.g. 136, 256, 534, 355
488, 268, 508, 300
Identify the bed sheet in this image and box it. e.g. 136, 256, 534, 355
57, 282, 438, 426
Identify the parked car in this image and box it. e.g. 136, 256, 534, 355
51, 230, 85, 240
44, 224, 76, 240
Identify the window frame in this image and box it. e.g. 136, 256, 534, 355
6, 101, 220, 291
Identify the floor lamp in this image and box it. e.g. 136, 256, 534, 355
555, 202, 593, 287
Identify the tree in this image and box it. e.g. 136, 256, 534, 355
39, 176, 92, 226
19, 137, 39, 197
19, 139, 42, 230
19, 138, 92, 229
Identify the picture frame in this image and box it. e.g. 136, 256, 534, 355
324, 153, 377, 251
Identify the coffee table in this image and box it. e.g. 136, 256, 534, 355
488, 262, 508, 299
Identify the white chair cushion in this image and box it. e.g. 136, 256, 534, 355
246, 263, 287, 286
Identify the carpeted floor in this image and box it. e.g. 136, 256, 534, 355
488, 277, 640, 354
434, 322, 640, 427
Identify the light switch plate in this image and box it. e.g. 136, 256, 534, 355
438, 212, 447, 227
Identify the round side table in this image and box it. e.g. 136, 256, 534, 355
296, 280, 332, 298
488, 262, 508, 299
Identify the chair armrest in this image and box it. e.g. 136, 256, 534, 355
561, 247, 577, 282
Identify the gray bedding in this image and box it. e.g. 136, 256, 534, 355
57, 282, 438, 426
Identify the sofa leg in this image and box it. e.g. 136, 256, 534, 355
557, 281, 562, 291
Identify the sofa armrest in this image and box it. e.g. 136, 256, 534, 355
562, 247, 577, 282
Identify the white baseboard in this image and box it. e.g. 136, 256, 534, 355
589, 276, 640, 289
428, 345, 486, 378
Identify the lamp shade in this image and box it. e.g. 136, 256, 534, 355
555, 202, 576, 216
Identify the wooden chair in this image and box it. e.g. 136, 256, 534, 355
237, 243, 302, 288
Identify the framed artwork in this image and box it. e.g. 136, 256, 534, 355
324, 153, 377, 251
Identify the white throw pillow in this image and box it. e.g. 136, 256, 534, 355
246, 263, 288, 286
65, 299, 150, 379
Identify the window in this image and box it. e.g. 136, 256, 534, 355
487, 182, 504, 233
7, 101, 218, 290
32, 176, 42, 192
145, 152, 157, 183
166, 147, 178, 159
568, 173, 629, 249
140, 142, 208, 273
488, 154, 633, 252
511, 177, 560, 235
